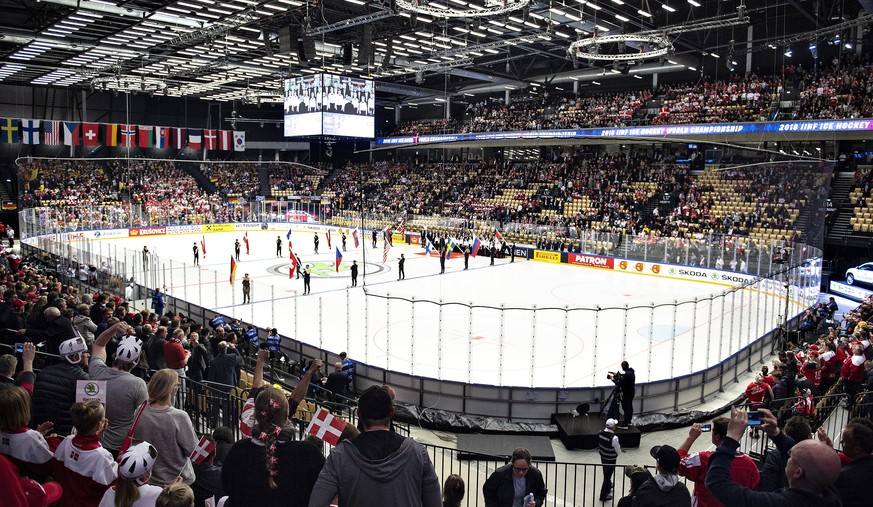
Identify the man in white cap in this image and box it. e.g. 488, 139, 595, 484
89, 321, 147, 457
31, 337, 90, 436
598, 418, 621, 502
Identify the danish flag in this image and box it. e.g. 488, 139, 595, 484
305, 408, 347, 446
189, 436, 215, 464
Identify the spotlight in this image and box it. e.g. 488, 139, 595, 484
784, 49, 793, 57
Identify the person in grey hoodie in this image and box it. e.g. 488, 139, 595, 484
307, 385, 441, 507
632, 445, 691, 507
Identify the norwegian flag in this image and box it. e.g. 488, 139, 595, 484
305, 408, 347, 446
120, 125, 136, 147
189, 436, 215, 464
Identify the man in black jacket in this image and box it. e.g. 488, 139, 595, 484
31, 337, 90, 436
834, 417, 873, 507
706, 407, 842, 507
20, 306, 77, 355
322, 362, 348, 400
207, 340, 242, 426
482, 447, 547, 507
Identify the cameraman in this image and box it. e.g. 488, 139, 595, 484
618, 361, 635, 428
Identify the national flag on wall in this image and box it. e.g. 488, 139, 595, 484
171, 127, 186, 149
189, 436, 215, 465
155, 126, 169, 148
445, 237, 456, 260
233, 131, 245, 152
335, 247, 342, 273
82, 123, 99, 146
352, 228, 359, 248
189, 129, 202, 149
326, 229, 331, 249
204, 129, 217, 150
305, 408, 347, 446
120, 125, 136, 147
21, 120, 39, 145
105, 124, 120, 147
44, 121, 60, 145
217, 130, 232, 150
243, 232, 249, 255
63, 122, 80, 146
229, 256, 237, 285
0, 118, 20, 144
471, 236, 481, 257
201, 235, 206, 258
138, 126, 153, 148
289, 251, 298, 279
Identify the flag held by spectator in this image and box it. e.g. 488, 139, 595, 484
352, 228, 359, 248
382, 238, 390, 264
471, 236, 481, 257
495, 229, 504, 244
243, 232, 249, 255
335, 247, 342, 273
189, 436, 215, 465
326, 229, 331, 249
229, 257, 237, 286
201, 235, 206, 257
305, 408, 347, 446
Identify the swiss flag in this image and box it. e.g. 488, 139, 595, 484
83, 123, 100, 146
217, 130, 232, 150
204, 129, 217, 150
305, 408, 347, 446
189, 436, 215, 464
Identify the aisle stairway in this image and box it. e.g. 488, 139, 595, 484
826, 172, 855, 243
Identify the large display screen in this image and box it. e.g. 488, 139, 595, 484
283, 73, 374, 138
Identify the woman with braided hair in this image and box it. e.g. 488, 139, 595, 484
221, 386, 326, 506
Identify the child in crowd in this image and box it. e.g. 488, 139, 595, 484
53, 400, 117, 507
99, 442, 163, 507
0, 386, 57, 477
156, 483, 195, 507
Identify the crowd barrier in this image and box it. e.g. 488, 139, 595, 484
18, 208, 822, 423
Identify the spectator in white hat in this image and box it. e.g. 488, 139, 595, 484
599, 418, 621, 502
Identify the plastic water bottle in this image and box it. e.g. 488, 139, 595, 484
524, 493, 535, 505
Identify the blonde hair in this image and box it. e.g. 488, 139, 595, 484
0, 387, 30, 431
70, 400, 104, 435
148, 369, 179, 405
155, 483, 194, 507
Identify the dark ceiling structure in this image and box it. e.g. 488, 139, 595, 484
0, 0, 869, 106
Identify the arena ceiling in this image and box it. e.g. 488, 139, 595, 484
0, 0, 868, 106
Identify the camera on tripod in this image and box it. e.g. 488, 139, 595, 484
607, 371, 624, 384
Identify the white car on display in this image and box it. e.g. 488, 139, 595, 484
845, 262, 873, 286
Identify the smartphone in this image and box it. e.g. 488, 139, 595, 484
15, 342, 24, 354
747, 411, 762, 426
700, 424, 712, 432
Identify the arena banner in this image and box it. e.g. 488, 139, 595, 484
377, 119, 873, 145
533, 250, 561, 264
408, 234, 421, 246
202, 224, 234, 233
567, 253, 614, 270
129, 226, 167, 237
62, 231, 87, 242
392, 233, 406, 244
90, 229, 128, 239
512, 246, 531, 260
166, 225, 203, 235
233, 223, 262, 231
829, 280, 872, 303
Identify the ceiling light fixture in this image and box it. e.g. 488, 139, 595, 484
394, 0, 530, 18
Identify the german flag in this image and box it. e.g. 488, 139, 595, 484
230, 256, 237, 286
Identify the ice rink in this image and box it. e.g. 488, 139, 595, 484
90, 229, 786, 388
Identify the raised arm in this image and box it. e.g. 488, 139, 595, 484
290, 358, 323, 404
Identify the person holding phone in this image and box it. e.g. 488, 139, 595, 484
744, 374, 773, 438
676, 418, 759, 507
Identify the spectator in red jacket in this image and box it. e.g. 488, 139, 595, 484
840, 344, 866, 411
818, 342, 839, 395
677, 418, 760, 507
